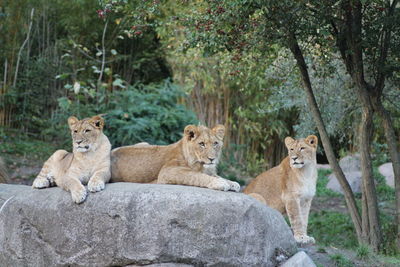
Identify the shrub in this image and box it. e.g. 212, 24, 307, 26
45, 80, 198, 148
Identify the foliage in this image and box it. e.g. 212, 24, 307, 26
46, 80, 197, 147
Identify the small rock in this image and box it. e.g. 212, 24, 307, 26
378, 162, 394, 188
280, 251, 316, 267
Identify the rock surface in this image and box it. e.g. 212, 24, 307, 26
327, 171, 362, 194
326, 154, 362, 194
378, 162, 394, 188
0, 183, 296, 267
280, 251, 316, 267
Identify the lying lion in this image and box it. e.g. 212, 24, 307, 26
244, 135, 318, 244
32, 115, 111, 203
111, 124, 240, 192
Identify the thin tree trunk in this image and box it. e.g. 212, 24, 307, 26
373, 97, 400, 249
358, 103, 381, 251
287, 33, 363, 241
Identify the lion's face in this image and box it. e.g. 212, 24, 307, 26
285, 135, 318, 169
183, 124, 225, 167
68, 115, 105, 153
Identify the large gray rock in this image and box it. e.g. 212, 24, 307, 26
378, 162, 394, 188
327, 171, 362, 194
0, 183, 296, 267
280, 251, 316, 267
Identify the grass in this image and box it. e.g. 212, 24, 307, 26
316, 169, 341, 197
356, 244, 371, 260
308, 210, 358, 249
329, 253, 354, 267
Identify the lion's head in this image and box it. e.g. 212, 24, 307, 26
284, 135, 318, 169
182, 124, 225, 167
68, 115, 105, 153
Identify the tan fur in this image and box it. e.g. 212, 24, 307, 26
244, 135, 318, 244
0, 157, 8, 183
32, 115, 111, 204
111, 125, 240, 192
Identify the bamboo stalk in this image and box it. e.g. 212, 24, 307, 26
13, 8, 35, 88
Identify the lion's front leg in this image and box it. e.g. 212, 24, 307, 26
158, 166, 239, 192
32, 150, 67, 189
88, 168, 111, 193
300, 198, 315, 243
202, 165, 240, 192
284, 196, 314, 244
55, 173, 87, 204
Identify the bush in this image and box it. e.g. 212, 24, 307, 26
45, 80, 198, 148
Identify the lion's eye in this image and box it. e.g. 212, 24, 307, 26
199, 142, 205, 147
300, 147, 305, 151
85, 129, 91, 133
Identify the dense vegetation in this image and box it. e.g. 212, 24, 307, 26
1, 0, 399, 263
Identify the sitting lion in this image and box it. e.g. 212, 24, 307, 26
244, 135, 318, 244
111, 124, 240, 192
32, 115, 111, 204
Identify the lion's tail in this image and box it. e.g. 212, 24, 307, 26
0, 157, 9, 183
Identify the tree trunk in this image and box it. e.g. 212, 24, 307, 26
373, 96, 400, 249
287, 33, 363, 241
358, 103, 381, 251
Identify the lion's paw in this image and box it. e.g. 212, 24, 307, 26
229, 181, 241, 192
32, 177, 50, 189
71, 186, 87, 204
208, 178, 230, 191
88, 179, 105, 193
294, 234, 315, 244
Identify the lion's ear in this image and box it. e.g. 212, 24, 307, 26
212, 124, 225, 140
89, 115, 105, 130
306, 135, 318, 148
68, 116, 79, 130
284, 136, 295, 148
184, 125, 198, 141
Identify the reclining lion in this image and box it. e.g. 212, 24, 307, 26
32, 115, 111, 204
111, 124, 240, 192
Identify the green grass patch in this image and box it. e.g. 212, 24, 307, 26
316, 169, 341, 197
329, 253, 354, 267
308, 210, 358, 249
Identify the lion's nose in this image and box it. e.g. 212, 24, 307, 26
76, 140, 83, 145
291, 156, 298, 161
208, 157, 215, 163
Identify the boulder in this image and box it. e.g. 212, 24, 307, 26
0, 183, 296, 267
327, 171, 362, 194
280, 251, 316, 267
338, 154, 360, 173
378, 162, 394, 188
326, 154, 362, 194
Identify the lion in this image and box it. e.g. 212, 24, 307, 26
243, 135, 318, 244
111, 124, 240, 192
32, 115, 111, 204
